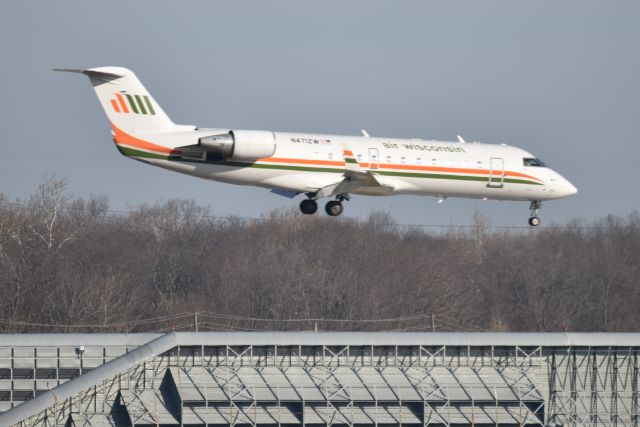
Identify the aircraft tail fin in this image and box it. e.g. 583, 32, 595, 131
53, 67, 193, 135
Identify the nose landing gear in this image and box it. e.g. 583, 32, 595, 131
528, 201, 542, 226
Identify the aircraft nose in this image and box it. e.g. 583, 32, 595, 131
559, 178, 578, 197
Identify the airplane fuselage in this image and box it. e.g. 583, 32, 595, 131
121, 128, 576, 202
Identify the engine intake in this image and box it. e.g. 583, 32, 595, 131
199, 130, 276, 160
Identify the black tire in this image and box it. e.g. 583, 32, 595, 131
299, 199, 318, 215
528, 216, 541, 227
325, 200, 344, 217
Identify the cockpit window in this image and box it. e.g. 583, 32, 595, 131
523, 158, 546, 167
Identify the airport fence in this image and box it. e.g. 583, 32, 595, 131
0, 311, 487, 333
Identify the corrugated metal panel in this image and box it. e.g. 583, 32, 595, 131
168, 365, 544, 405
304, 404, 421, 425
183, 405, 300, 425
119, 390, 179, 425
69, 413, 116, 427
426, 404, 543, 425
0, 334, 161, 347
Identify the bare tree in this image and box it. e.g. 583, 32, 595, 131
0, 177, 639, 332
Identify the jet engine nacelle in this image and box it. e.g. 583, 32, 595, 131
199, 130, 276, 160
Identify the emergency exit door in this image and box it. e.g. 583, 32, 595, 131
487, 157, 505, 188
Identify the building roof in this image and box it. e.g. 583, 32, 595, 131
0, 333, 178, 427
2, 331, 639, 426
2, 331, 640, 347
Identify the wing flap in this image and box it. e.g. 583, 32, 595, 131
314, 144, 394, 198
317, 172, 393, 198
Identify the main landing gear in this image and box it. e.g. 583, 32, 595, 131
528, 201, 542, 227
299, 195, 348, 217
299, 198, 318, 215
325, 200, 343, 216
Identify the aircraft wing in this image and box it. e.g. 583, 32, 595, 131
316, 147, 393, 198
317, 171, 392, 198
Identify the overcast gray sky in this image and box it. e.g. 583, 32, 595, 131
1, 1, 638, 226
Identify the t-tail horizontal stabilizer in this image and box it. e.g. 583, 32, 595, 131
52, 68, 125, 85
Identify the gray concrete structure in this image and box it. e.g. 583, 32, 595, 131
0, 332, 639, 426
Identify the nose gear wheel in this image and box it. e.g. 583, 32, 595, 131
528, 201, 542, 227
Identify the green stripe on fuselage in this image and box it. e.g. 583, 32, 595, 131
376, 170, 542, 185
117, 146, 168, 160
117, 146, 542, 185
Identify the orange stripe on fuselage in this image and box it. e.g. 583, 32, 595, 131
111, 122, 177, 154
504, 170, 542, 182
260, 157, 345, 167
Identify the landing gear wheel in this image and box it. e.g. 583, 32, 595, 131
325, 200, 344, 217
528, 201, 542, 227
299, 199, 318, 215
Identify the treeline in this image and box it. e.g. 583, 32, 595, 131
0, 178, 639, 333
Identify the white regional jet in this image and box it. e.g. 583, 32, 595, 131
55, 67, 577, 226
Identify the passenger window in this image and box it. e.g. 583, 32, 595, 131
401, 156, 406, 164
328, 152, 334, 160
416, 157, 422, 165
523, 158, 546, 167
386, 155, 392, 163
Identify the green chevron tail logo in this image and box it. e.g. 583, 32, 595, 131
110, 93, 156, 115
